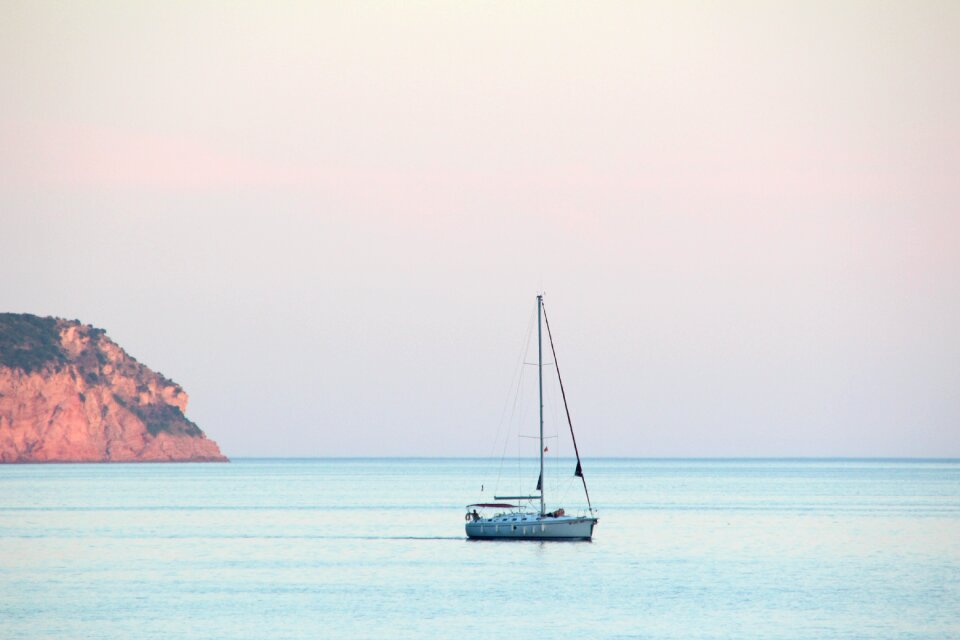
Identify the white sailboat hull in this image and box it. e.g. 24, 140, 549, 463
465, 516, 597, 541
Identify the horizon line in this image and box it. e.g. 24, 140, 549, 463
223, 455, 960, 462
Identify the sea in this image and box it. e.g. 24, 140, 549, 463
1, 458, 958, 639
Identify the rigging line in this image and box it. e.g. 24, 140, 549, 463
511, 308, 536, 495
493, 303, 536, 495
542, 356, 564, 498
492, 302, 536, 457
541, 300, 594, 514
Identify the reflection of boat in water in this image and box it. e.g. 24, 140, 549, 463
464, 294, 597, 541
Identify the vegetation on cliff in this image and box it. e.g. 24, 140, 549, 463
0, 314, 68, 374
112, 393, 203, 437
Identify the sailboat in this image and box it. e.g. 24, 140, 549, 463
465, 294, 598, 541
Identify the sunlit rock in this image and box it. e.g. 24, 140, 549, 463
0, 314, 227, 462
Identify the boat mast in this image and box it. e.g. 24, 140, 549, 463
537, 294, 545, 517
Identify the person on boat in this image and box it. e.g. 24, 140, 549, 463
471, 509, 480, 521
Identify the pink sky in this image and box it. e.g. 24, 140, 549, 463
1, 2, 958, 456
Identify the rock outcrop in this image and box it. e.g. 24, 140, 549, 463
0, 313, 227, 462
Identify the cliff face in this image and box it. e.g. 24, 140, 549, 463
0, 314, 227, 462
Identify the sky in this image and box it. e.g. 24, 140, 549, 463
1, 1, 958, 457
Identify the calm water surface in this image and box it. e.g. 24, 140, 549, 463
1, 458, 958, 639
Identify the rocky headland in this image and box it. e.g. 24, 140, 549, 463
0, 313, 227, 462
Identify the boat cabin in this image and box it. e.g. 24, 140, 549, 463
465, 503, 566, 523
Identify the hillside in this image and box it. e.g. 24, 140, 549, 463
0, 313, 227, 462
